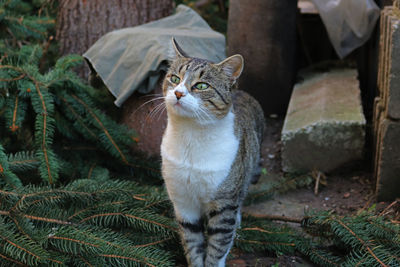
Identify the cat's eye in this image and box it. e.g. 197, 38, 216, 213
193, 82, 209, 90
171, 75, 180, 84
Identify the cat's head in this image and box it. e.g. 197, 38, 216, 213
162, 38, 243, 124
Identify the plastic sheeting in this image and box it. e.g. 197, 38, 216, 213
84, 5, 226, 107
311, 0, 380, 58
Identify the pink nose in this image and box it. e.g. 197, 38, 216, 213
175, 91, 184, 100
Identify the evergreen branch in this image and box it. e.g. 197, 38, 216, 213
32, 79, 53, 183
98, 254, 156, 267
0, 210, 73, 225
10, 94, 19, 132
0, 72, 25, 82
67, 201, 126, 220
335, 218, 389, 267
144, 199, 170, 209
0, 251, 27, 266
0, 190, 18, 196
5, 16, 50, 38
134, 237, 173, 248
305, 247, 341, 267
7, 151, 39, 173
87, 162, 96, 179
79, 255, 94, 267
0, 144, 22, 187
0, 210, 9, 216
48, 236, 99, 248
4, 94, 27, 134
79, 212, 178, 232
243, 213, 303, 224
25, 196, 61, 208
47, 257, 63, 265
23, 189, 91, 198
0, 234, 42, 261
61, 97, 97, 139
236, 239, 296, 247
0, 64, 23, 72
22, 214, 73, 225
240, 227, 288, 235
70, 94, 129, 165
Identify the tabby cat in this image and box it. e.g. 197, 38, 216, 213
161, 38, 264, 267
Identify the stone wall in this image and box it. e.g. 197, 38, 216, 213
374, 1, 400, 200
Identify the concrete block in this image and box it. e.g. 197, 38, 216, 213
376, 119, 400, 201
386, 16, 400, 119
282, 69, 366, 173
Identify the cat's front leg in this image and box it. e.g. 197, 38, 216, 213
172, 199, 205, 267
205, 202, 239, 267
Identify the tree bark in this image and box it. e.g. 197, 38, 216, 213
56, 0, 174, 57
227, 0, 297, 115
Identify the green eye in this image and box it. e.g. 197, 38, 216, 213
194, 82, 209, 90
171, 75, 180, 84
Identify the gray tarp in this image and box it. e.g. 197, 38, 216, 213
83, 5, 226, 107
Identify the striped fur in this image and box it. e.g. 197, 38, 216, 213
161, 39, 264, 267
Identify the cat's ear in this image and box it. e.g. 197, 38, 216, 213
171, 38, 188, 58
216, 55, 244, 81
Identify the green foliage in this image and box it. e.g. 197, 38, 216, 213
236, 211, 399, 267
0, 0, 140, 186
0, 178, 178, 266
302, 212, 400, 266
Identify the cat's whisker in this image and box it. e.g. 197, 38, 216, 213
152, 103, 167, 121
145, 102, 162, 122
193, 109, 205, 124
146, 103, 164, 122
132, 96, 165, 116
156, 105, 167, 121
197, 105, 214, 124
139, 93, 163, 98
146, 101, 166, 122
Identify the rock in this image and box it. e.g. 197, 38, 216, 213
376, 119, 400, 201
281, 69, 366, 173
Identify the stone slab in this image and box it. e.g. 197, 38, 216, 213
376, 119, 400, 201
282, 69, 366, 173
386, 14, 400, 119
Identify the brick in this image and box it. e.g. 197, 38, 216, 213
281, 69, 365, 173
376, 119, 400, 201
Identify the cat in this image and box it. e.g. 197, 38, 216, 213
161, 38, 264, 267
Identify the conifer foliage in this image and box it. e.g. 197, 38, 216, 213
0, 1, 180, 264
0, 0, 137, 186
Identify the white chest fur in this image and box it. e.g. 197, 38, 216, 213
161, 112, 239, 207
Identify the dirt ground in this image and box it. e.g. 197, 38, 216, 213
227, 116, 386, 267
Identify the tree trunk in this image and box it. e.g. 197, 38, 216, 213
56, 0, 174, 76
55, 0, 174, 157
227, 0, 297, 115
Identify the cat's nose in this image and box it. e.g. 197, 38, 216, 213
175, 91, 184, 100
